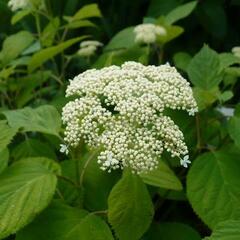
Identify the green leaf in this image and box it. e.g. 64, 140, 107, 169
28, 36, 86, 72
72, 3, 101, 20
66, 19, 96, 29
193, 87, 220, 111
80, 153, 120, 211
155, 21, 184, 44
3, 105, 61, 137
228, 113, 240, 148
41, 17, 60, 47
203, 220, 240, 240
108, 170, 154, 240
173, 51, 192, 71
0, 31, 34, 66
11, 9, 31, 25
0, 120, 17, 150
187, 149, 240, 229
140, 160, 182, 190
104, 27, 135, 51
218, 90, 233, 103
165, 1, 197, 25
219, 53, 240, 68
187, 45, 223, 90
0, 148, 9, 174
12, 138, 57, 161
0, 157, 60, 239
144, 222, 201, 240
16, 201, 114, 240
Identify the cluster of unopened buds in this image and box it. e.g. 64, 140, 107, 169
134, 23, 167, 44
61, 61, 198, 174
77, 40, 103, 57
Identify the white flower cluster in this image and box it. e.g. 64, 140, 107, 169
134, 23, 167, 44
8, 0, 44, 11
232, 46, 240, 58
78, 40, 103, 57
62, 61, 198, 173
8, 0, 29, 11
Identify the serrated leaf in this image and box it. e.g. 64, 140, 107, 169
203, 220, 240, 240
0, 157, 59, 239
0, 120, 17, 150
187, 150, 240, 229
140, 160, 182, 190
0, 31, 34, 66
187, 45, 223, 90
144, 222, 201, 240
28, 36, 86, 72
3, 105, 61, 137
16, 201, 114, 240
165, 1, 197, 25
108, 170, 154, 240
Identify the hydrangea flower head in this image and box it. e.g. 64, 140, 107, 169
78, 40, 103, 57
62, 61, 198, 174
134, 23, 167, 44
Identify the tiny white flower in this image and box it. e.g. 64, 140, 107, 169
60, 144, 69, 155
180, 155, 191, 168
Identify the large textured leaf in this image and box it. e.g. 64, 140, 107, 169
0, 148, 9, 174
3, 105, 61, 137
0, 157, 60, 239
187, 45, 223, 90
12, 138, 57, 161
0, 120, 17, 150
165, 1, 197, 25
108, 170, 154, 240
140, 160, 182, 190
203, 220, 240, 240
144, 222, 201, 240
187, 149, 240, 229
28, 37, 86, 72
0, 31, 34, 66
16, 201, 114, 240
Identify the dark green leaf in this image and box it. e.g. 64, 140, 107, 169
0, 148, 9, 174
108, 170, 154, 240
165, 1, 197, 25
3, 105, 61, 137
144, 222, 201, 240
187, 45, 223, 89
0, 157, 60, 239
16, 201, 114, 240
203, 220, 240, 240
0, 120, 17, 150
187, 149, 240, 229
